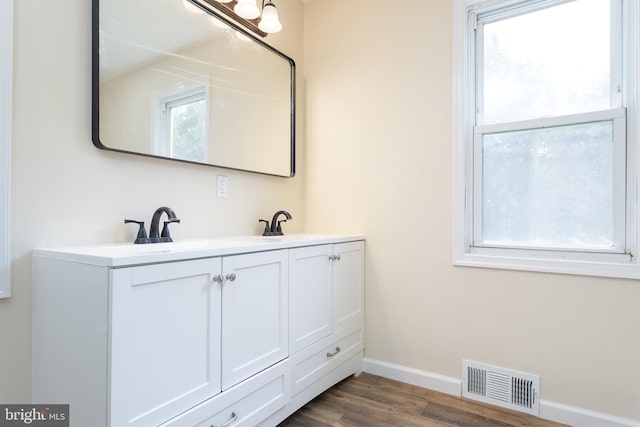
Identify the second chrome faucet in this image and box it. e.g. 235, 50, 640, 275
259, 210, 292, 236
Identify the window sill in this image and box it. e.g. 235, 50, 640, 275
453, 251, 640, 280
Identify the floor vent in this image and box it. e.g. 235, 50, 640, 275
462, 360, 540, 416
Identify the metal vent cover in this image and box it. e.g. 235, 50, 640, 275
462, 360, 540, 416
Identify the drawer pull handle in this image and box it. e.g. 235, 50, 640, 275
212, 411, 238, 427
328, 255, 342, 261
225, 273, 237, 282
326, 346, 341, 358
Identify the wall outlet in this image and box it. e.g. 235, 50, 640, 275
217, 175, 228, 198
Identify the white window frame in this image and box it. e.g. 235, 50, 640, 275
0, 0, 13, 298
160, 88, 207, 160
453, 0, 640, 278
151, 84, 209, 163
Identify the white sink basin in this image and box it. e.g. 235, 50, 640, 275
42, 238, 248, 260
232, 235, 284, 242
104, 239, 249, 256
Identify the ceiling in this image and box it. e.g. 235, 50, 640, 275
99, 0, 228, 81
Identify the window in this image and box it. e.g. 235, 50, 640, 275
154, 86, 208, 163
453, 0, 640, 277
0, 0, 12, 298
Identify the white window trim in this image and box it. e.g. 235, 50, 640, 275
160, 87, 208, 159
452, 0, 640, 279
472, 109, 629, 259
0, 0, 12, 298
151, 82, 210, 162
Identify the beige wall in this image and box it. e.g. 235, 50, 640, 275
0, 0, 304, 402
303, 0, 640, 421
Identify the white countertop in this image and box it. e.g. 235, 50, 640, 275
33, 234, 365, 267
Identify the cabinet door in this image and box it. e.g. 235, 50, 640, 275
221, 250, 288, 390
333, 241, 365, 332
289, 244, 333, 354
110, 258, 222, 427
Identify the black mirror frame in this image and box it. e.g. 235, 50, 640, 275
91, 0, 296, 177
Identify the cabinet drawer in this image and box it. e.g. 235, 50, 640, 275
160, 360, 290, 427
291, 322, 364, 395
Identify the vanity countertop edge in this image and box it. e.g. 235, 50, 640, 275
32, 234, 366, 267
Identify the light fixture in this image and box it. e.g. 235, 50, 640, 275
234, 0, 260, 20
258, 1, 282, 34
208, 0, 283, 35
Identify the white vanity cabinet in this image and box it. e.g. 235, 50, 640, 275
110, 258, 223, 427
288, 241, 364, 353
220, 250, 288, 390
269, 240, 364, 425
32, 235, 364, 427
332, 241, 365, 333
288, 245, 333, 353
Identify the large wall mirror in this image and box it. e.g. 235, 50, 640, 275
92, 0, 295, 177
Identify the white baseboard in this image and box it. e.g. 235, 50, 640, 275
363, 358, 640, 427
362, 358, 461, 397
539, 400, 640, 427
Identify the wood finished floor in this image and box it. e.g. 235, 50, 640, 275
278, 373, 569, 427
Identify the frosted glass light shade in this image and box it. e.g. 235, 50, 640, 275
234, 0, 260, 19
214, 0, 233, 3
258, 2, 282, 33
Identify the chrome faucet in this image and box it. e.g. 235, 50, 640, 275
259, 210, 292, 236
125, 206, 180, 244
149, 206, 180, 243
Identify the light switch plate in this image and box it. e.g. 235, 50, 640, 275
217, 175, 228, 198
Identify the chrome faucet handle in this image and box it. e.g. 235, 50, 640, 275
160, 218, 181, 242
124, 219, 150, 244
275, 219, 287, 235
259, 219, 274, 236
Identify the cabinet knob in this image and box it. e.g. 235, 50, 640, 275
225, 273, 237, 282
329, 255, 342, 261
211, 411, 237, 427
212, 275, 223, 285
326, 346, 341, 358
